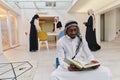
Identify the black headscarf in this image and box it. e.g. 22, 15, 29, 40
30, 14, 39, 24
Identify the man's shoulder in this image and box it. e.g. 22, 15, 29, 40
81, 37, 88, 45
58, 36, 65, 41
57, 36, 66, 46
78, 37, 87, 43
81, 37, 86, 41
57, 36, 66, 43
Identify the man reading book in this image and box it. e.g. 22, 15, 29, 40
50, 21, 112, 80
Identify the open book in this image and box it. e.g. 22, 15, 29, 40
64, 58, 100, 70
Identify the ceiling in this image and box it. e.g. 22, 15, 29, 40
69, 0, 117, 13
1, 0, 119, 15
4, 0, 73, 10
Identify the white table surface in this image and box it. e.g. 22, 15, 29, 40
47, 32, 59, 36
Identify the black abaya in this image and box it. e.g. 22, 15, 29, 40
85, 16, 101, 51
29, 15, 39, 51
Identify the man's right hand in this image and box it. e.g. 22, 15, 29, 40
68, 65, 80, 71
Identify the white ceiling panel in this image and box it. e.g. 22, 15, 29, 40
3, 0, 119, 13
4, 0, 73, 9
16, 2, 36, 9
68, 0, 117, 13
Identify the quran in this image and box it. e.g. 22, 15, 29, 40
64, 58, 100, 70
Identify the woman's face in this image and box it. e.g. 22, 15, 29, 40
67, 26, 77, 39
54, 17, 58, 22
37, 18, 39, 20
88, 11, 90, 15
54, 19, 57, 22
88, 10, 94, 15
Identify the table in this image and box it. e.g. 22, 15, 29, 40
47, 32, 59, 42
47, 32, 59, 36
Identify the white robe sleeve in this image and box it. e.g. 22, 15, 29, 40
34, 19, 41, 32
82, 39, 95, 62
57, 40, 69, 69
74, 38, 96, 64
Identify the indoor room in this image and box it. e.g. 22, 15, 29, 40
0, 0, 120, 80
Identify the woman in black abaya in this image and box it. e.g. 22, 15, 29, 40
83, 9, 101, 51
29, 14, 40, 52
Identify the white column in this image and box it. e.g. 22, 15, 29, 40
7, 11, 12, 47
96, 14, 101, 42
0, 20, 3, 54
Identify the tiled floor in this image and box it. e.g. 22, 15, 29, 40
0, 38, 120, 80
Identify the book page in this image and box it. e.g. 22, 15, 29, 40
83, 62, 100, 68
64, 58, 84, 69
64, 58, 100, 70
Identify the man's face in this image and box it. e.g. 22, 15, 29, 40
67, 26, 78, 39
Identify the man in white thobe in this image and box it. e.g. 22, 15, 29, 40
50, 21, 112, 80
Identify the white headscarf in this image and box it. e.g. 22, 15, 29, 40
64, 20, 81, 36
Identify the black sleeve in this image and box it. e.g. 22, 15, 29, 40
57, 21, 62, 28
85, 16, 93, 28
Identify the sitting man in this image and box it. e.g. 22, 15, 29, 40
50, 21, 112, 80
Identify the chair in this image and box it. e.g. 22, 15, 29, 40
58, 30, 64, 38
38, 31, 49, 52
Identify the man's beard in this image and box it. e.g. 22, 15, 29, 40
70, 35, 76, 39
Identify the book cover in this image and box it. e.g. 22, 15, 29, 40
64, 58, 100, 70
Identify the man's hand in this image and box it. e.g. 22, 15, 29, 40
90, 60, 100, 69
91, 60, 99, 64
68, 64, 80, 71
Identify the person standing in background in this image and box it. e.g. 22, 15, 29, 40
29, 14, 41, 52
52, 17, 62, 33
83, 9, 101, 51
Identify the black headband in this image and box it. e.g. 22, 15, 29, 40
65, 21, 78, 28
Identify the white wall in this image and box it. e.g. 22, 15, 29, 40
96, 0, 120, 42
95, 14, 101, 42
105, 9, 116, 41
115, 8, 120, 36
0, 20, 3, 54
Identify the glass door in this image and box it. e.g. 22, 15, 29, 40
0, 13, 19, 50
0, 16, 10, 49
9, 15, 19, 46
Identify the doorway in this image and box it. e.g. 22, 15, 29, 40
39, 16, 55, 42
100, 14, 105, 41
